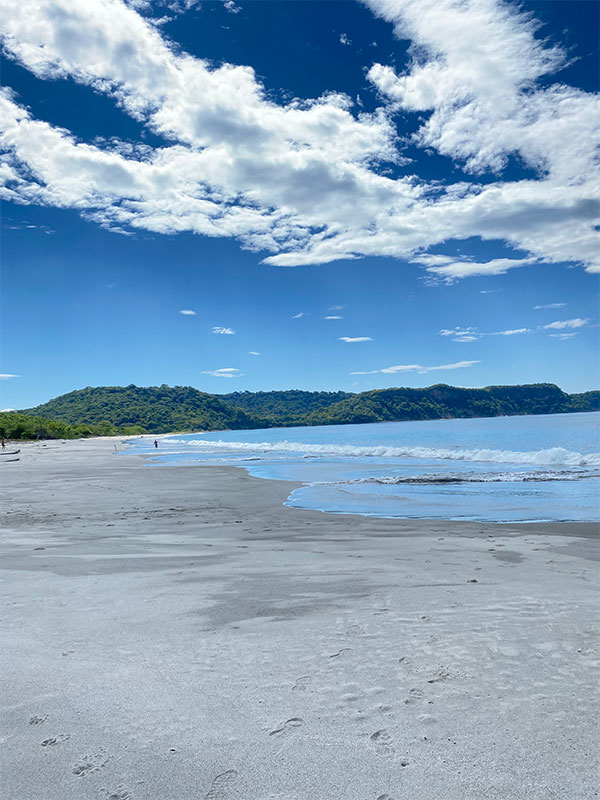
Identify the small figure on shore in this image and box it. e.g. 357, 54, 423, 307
154, 440, 158, 448
1, 438, 5, 449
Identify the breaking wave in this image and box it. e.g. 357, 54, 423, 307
166, 438, 600, 467
334, 469, 600, 486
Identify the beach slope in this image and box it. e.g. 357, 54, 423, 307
1, 439, 598, 799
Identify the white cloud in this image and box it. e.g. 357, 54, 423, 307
542, 318, 589, 330
324, 315, 343, 320
480, 289, 500, 295
549, 333, 577, 340
351, 360, 479, 375
489, 328, 530, 336
291, 312, 304, 319
223, 0, 241, 13
201, 367, 242, 377
339, 336, 373, 343
439, 326, 482, 342
439, 325, 529, 341
179, 309, 195, 315
329, 305, 344, 311
0, 373, 19, 379
414, 254, 536, 284
212, 326, 235, 335
248, 351, 260, 355
0, 0, 598, 276
339, 33, 351, 46
0, 407, 15, 411
533, 303, 566, 310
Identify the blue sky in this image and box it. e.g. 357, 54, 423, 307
1, 0, 598, 409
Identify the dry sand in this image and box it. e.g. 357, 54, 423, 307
0, 437, 598, 800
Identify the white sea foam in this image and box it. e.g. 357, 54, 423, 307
341, 469, 600, 485
166, 438, 600, 467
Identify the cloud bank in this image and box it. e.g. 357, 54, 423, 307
0, 0, 598, 278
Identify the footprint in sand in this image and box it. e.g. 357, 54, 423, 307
29, 714, 48, 725
102, 787, 132, 800
404, 688, 424, 705
40, 734, 70, 746
292, 676, 311, 691
370, 729, 394, 756
269, 718, 304, 737
204, 769, 238, 800
72, 752, 110, 776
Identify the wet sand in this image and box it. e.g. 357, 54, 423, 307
1, 438, 598, 799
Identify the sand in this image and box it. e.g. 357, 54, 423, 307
0, 438, 598, 800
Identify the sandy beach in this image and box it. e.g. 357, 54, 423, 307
0, 437, 598, 800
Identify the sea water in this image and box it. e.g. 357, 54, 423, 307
128, 412, 600, 523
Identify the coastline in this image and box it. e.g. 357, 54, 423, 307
1, 438, 598, 799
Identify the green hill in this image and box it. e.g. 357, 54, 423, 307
222, 390, 351, 426
19, 382, 599, 438
306, 383, 595, 426
23, 384, 261, 434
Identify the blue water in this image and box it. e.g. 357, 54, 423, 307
126, 412, 600, 522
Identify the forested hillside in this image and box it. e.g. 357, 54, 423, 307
222, 390, 351, 426
23, 385, 261, 434
18, 382, 599, 439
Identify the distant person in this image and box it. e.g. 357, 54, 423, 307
154, 440, 158, 448
1, 438, 5, 449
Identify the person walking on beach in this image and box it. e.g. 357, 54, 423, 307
154, 440, 158, 448
1, 438, 5, 449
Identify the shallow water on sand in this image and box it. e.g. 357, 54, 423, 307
129, 412, 600, 523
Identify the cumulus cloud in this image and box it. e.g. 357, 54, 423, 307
533, 303, 566, 310
0, 373, 19, 379
212, 326, 235, 335
339, 336, 373, 343
201, 367, 242, 377
542, 318, 589, 330
351, 360, 479, 375
0, 0, 598, 276
179, 309, 195, 315
339, 33, 351, 46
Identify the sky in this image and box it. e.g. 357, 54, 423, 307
0, 0, 598, 410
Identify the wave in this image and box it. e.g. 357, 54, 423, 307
166, 437, 600, 467
339, 469, 600, 485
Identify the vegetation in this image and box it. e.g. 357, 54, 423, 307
222, 390, 351, 426
0, 411, 144, 441
16, 382, 599, 439
22, 384, 261, 435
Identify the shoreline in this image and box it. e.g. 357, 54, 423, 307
1, 438, 598, 799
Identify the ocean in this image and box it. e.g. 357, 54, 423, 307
127, 411, 600, 523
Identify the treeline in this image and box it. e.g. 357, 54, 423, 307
0, 411, 145, 441
18, 382, 600, 438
